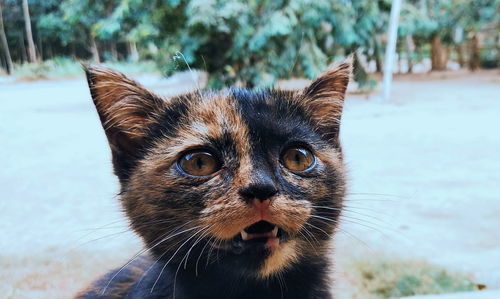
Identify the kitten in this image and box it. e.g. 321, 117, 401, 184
77, 59, 351, 299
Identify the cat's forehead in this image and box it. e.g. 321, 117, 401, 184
161, 88, 318, 151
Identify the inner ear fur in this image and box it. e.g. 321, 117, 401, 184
84, 65, 166, 156
302, 57, 352, 141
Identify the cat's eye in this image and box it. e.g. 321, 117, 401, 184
281, 147, 316, 172
178, 151, 220, 177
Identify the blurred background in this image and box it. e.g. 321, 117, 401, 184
0, 0, 499, 298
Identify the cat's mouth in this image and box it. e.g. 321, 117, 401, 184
233, 221, 287, 250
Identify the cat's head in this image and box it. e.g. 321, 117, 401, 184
85, 60, 350, 279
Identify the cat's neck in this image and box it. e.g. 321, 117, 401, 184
128, 257, 332, 299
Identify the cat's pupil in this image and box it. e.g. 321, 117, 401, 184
281, 147, 315, 172
178, 151, 220, 176
294, 153, 301, 165
196, 157, 204, 169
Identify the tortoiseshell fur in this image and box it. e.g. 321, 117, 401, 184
77, 60, 351, 299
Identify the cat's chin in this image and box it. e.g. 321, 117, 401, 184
229, 221, 290, 255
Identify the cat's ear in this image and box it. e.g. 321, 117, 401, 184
84, 65, 165, 176
302, 57, 352, 142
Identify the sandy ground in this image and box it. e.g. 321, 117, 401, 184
1, 70, 499, 298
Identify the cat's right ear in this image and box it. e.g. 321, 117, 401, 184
301, 57, 352, 142
84, 65, 165, 179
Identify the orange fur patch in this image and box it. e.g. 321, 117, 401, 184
258, 240, 300, 278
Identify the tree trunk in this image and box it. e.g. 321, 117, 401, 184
405, 34, 414, 73
0, 1, 13, 74
373, 36, 383, 73
0, 52, 5, 71
128, 40, 139, 62
47, 44, 53, 59
110, 42, 118, 61
22, 0, 37, 63
90, 35, 100, 63
456, 44, 465, 68
431, 35, 447, 71
37, 25, 43, 60
70, 42, 76, 59
397, 48, 403, 74
496, 31, 500, 68
19, 31, 27, 63
468, 34, 480, 71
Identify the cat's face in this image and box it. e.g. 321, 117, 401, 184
85, 61, 350, 279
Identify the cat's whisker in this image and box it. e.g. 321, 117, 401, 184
308, 215, 374, 251
284, 214, 321, 254
346, 192, 408, 199
309, 214, 340, 224
136, 239, 187, 291
304, 221, 331, 239
294, 218, 321, 244
76, 218, 129, 231
338, 218, 404, 240
299, 228, 321, 255
214, 238, 224, 264
314, 205, 384, 219
183, 227, 213, 270
340, 213, 398, 231
203, 237, 226, 268
102, 224, 201, 295
311, 214, 404, 243
72, 229, 132, 251
173, 227, 213, 299
133, 220, 202, 277
287, 30, 305, 77
344, 197, 399, 203
312, 205, 396, 228
77, 217, 182, 233
76, 208, 193, 236
150, 227, 209, 293
195, 235, 213, 276
173, 51, 203, 96
77, 218, 196, 251
342, 204, 394, 216
277, 271, 285, 299
294, 225, 316, 249
205, 238, 218, 268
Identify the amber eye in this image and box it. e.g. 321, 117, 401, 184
178, 151, 220, 177
281, 147, 316, 172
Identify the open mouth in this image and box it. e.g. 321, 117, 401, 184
234, 221, 288, 250
241, 221, 279, 241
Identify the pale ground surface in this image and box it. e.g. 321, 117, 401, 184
0, 70, 499, 298
401, 289, 500, 298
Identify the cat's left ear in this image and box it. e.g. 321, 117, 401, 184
84, 65, 166, 181
302, 57, 352, 142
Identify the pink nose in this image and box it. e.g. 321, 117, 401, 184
252, 198, 270, 217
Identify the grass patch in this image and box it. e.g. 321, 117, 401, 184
352, 259, 477, 298
9, 57, 160, 81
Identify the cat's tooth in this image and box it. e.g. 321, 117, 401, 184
240, 230, 249, 241
271, 226, 278, 237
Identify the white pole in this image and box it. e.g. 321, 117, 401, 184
382, 0, 402, 101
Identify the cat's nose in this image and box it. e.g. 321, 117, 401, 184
239, 175, 278, 203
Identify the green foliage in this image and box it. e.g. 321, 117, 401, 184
0, 0, 498, 85
399, 3, 435, 38
352, 258, 477, 298
10, 58, 158, 80
154, 0, 390, 88
12, 57, 79, 80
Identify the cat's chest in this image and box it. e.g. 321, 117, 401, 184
124, 261, 327, 299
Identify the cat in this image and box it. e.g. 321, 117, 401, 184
76, 58, 351, 299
